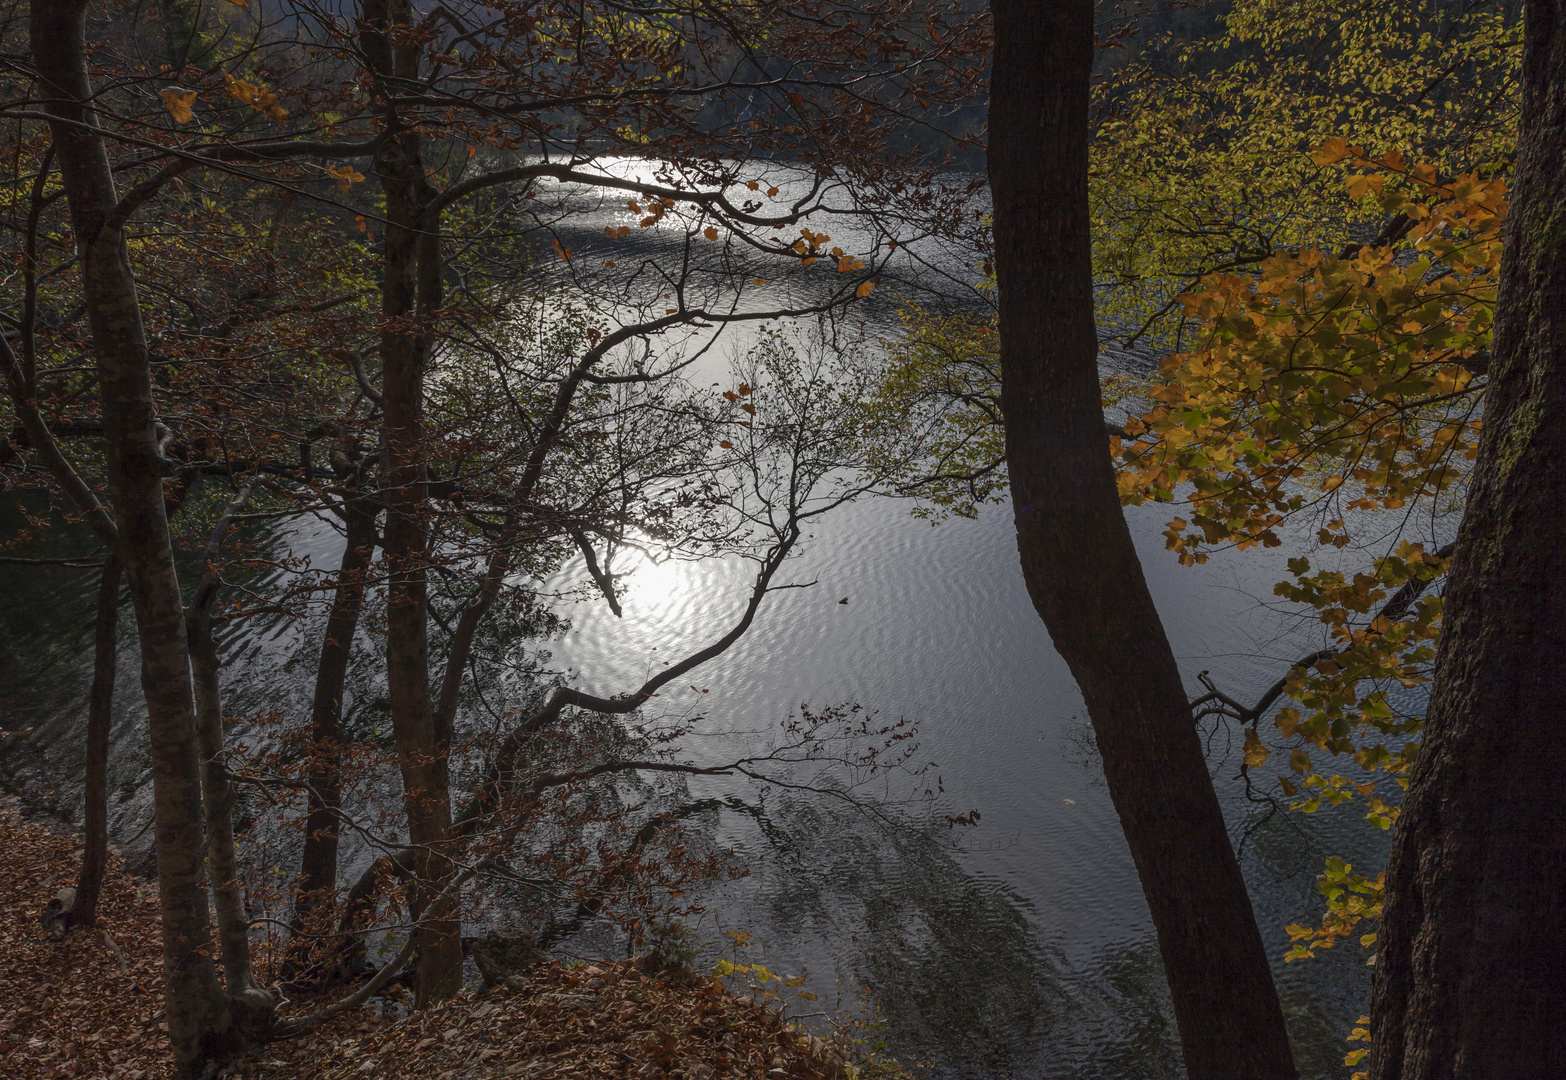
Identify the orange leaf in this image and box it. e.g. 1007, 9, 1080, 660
327, 164, 364, 192
159, 88, 198, 124
855, 280, 875, 298
1311, 137, 1355, 166
702, 226, 718, 241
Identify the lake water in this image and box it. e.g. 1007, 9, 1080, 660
0, 483, 1396, 1079
543, 487, 1397, 1080
0, 161, 1401, 1078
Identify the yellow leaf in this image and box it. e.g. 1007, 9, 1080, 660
226, 76, 262, 106
225, 73, 288, 120
751, 277, 765, 286
327, 164, 364, 192
159, 88, 198, 124
1243, 729, 1269, 768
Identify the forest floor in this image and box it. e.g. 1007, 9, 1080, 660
0, 800, 876, 1080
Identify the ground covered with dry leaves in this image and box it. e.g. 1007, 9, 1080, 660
0, 801, 877, 1080
309, 961, 857, 1080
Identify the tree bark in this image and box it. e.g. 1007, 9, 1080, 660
361, 0, 463, 1007
1368, 2, 1566, 1075
986, 3, 1297, 1077
293, 497, 378, 937
30, 4, 234, 1074
185, 483, 267, 1018
74, 550, 120, 929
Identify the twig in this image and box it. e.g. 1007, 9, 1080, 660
102, 930, 129, 974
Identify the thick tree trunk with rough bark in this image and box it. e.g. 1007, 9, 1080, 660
360, 0, 463, 1007
30, 3, 234, 1074
986, 3, 1297, 1077
74, 552, 120, 928
294, 498, 378, 934
1368, 2, 1566, 1075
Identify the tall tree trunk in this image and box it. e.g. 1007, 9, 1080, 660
1369, 2, 1566, 1074
293, 497, 377, 940
985, 4, 1297, 1077
74, 551, 120, 929
30, 3, 233, 1074
361, 0, 463, 1006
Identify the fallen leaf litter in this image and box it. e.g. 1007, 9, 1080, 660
0, 800, 858, 1080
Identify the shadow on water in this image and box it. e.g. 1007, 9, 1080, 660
0, 495, 347, 872
678, 786, 1183, 1080
0, 498, 138, 826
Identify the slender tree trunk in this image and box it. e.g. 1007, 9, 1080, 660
1369, 2, 1566, 1074
361, 0, 463, 1006
74, 551, 120, 928
30, 4, 233, 1074
985, 4, 1297, 1077
294, 498, 377, 935
185, 485, 271, 1024
188, 601, 261, 1010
